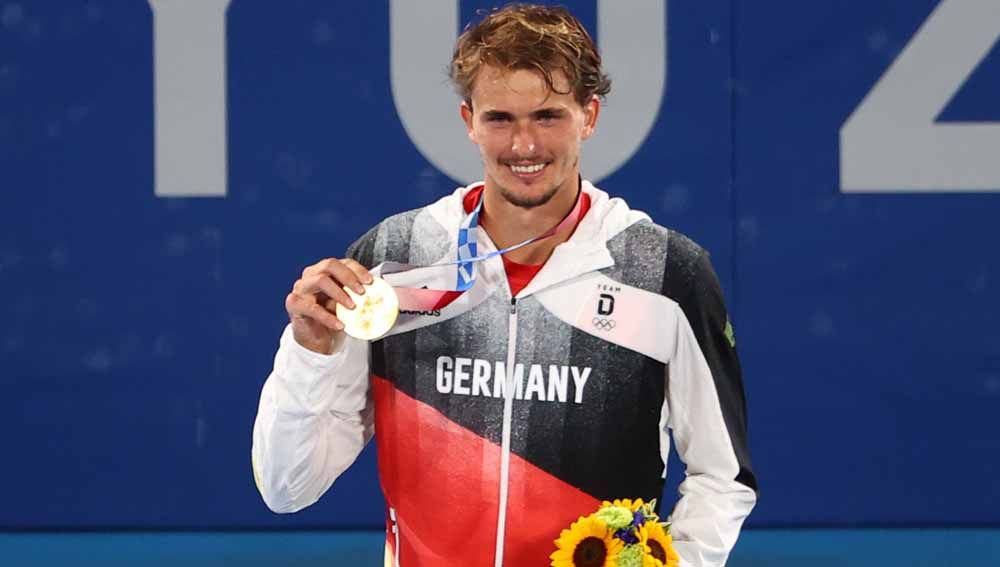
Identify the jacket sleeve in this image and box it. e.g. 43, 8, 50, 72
664, 250, 757, 567
251, 226, 382, 513
251, 325, 373, 513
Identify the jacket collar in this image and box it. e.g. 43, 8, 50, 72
424, 180, 649, 299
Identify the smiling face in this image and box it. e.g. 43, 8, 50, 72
460, 65, 599, 209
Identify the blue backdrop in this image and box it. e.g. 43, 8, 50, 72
1, 0, 997, 529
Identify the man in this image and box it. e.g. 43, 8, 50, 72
253, 5, 756, 566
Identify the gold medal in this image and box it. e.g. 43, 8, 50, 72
335, 276, 399, 340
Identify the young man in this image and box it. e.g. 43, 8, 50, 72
253, 5, 756, 566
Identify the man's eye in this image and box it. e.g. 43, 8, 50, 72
485, 115, 510, 122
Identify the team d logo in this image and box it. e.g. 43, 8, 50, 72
597, 293, 615, 316
593, 293, 616, 331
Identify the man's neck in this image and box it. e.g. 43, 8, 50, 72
478, 178, 580, 265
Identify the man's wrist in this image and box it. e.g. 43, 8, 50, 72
279, 325, 350, 381
292, 329, 347, 356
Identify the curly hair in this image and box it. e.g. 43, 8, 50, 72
449, 4, 612, 107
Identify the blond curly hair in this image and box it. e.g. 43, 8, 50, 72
449, 4, 612, 107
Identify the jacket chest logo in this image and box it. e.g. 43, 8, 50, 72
593, 285, 619, 331
435, 356, 592, 404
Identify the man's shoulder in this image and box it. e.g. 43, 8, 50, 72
374, 186, 468, 232
584, 182, 711, 294
373, 206, 426, 233
584, 181, 705, 262
347, 188, 468, 267
604, 209, 707, 268
592, 189, 713, 305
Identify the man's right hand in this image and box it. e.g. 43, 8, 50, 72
285, 258, 374, 354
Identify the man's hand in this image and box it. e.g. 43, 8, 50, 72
285, 258, 373, 354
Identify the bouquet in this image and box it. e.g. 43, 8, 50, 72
550, 499, 679, 567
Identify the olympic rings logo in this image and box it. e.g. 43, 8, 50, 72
592, 317, 616, 331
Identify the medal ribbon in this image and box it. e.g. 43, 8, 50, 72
388, 188, 586, 310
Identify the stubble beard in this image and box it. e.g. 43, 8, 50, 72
494, 155, 577, 210
498, 182, 560, 209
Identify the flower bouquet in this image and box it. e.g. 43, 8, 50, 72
550, 499, 679, 567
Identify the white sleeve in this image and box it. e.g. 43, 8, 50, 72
251, 324, 373, 513
665, 302, 757, 567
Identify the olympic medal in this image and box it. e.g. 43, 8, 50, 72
335, 276, 399, 340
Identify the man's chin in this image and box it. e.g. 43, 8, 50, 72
499, 185, 559, 209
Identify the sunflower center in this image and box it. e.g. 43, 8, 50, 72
572, 537, 608, 566
648, 540, 667, 563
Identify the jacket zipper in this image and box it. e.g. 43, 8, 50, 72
389, 506, 400, 566
493, 297, 518, 567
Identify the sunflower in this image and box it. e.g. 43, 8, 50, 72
551, 516, 624, 567
600, 498, 645, 512
637, 521, 680, 567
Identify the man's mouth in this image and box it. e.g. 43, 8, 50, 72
507, 162, 547, 177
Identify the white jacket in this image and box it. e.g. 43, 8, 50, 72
253, 181, 757, 566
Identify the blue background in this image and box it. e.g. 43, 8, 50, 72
1, 0, 998, 532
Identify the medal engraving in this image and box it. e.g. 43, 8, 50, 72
336, 277, 399, 341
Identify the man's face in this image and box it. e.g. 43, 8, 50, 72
461, 65, 599, 209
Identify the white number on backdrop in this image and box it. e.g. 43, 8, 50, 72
390, 1, 667, 185
840, 0, 1000, 193
149, 0, 230, 197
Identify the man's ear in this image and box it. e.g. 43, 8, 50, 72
581, 95, 601, 140
460, 101, 477, 143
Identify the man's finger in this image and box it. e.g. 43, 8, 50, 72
342, 258, 374, 285
313, 259, 366, 295
295, 274, 356, 309
302, 257, 342, 279
306, 301, 344, 330
287, 293, 343, 331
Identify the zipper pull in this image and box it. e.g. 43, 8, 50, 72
509, 297, 517, 314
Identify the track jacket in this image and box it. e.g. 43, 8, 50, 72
252, 181, 757, 567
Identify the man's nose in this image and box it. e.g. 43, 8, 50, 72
510, 125, 536, 156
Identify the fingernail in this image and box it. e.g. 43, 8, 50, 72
345, 299, 356, 309
354, 285, 365, 294
334, 320, 344, 330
